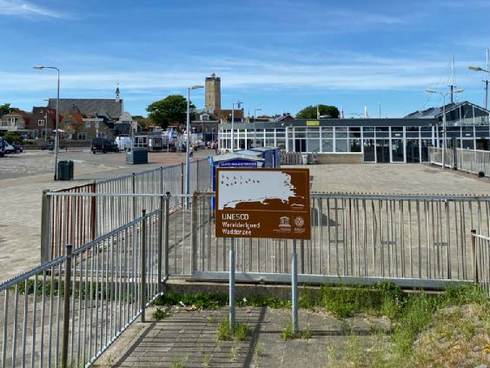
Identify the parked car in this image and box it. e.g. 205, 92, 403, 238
40, 140, 65, 151
4, 142, 15, 154
91, 138, 119, 154
6, 142, 23, 153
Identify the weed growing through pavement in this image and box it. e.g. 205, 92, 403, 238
281, 322, 312, 341
217, 319, 249, 341
153, 307, 169, 321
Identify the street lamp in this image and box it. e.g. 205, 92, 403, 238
186, 85, 204, 201
231, 100, 242, 151
426, 88, 464, 169
34, 65, 60, 180
468, 49, 490, 109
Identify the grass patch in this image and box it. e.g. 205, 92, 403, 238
153, 291, 290, 310
154, 292, 228, 310
321, 282, 403, 318
281, 322, 313, 341
217, 319, 249, 341
153, 307, 169, 321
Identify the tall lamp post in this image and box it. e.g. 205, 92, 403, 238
426, 88, 464, 169
186, 85, 204, 201
34, 65, 60, 180
231, 100, 242, 151
469, 48, 490, 110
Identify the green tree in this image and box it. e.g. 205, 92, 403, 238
4, 131, 23, 144
0, 103, 11, 116
296, 104, 340, 119
146, 95, 195, 129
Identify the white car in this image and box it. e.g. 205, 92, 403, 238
4, 142, 15, 154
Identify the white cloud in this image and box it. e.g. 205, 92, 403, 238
0, 0, 63, 18
0, 51, 482, 96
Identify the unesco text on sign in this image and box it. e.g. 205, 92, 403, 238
215, 168, 311, 240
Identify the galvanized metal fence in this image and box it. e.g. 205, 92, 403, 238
280, 151, 303, 165
6, 190, 490, 366
1, 209, 164, 368
189, 192, 490, 287
41, 159, 211, 262
472, 231, 490, 294
41, 191, 490, 286
429, 146, 490, 176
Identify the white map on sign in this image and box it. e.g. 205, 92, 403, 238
218, 171, 296, 210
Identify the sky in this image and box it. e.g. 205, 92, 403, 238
1, 0, 490, 118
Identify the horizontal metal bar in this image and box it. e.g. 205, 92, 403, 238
0, 257, 66, 291
46, 192, 172, 198
71, 209, 160, 256
473, 233, 490, 241
190, 271, 473, 289
312, 192, 490, 201
46, 190, 490, 202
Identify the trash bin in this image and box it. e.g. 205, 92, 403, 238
126, 149, 148, 164
57, 160, 74, 180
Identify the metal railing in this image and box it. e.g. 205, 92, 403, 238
41, 191, 490, 286
429, 147, 490, 176
41, 159, 211, 261
189, 192, 490, 286
281, 151, 303, 165
472, 231, 490, 294
1, 209, 163, 368
6, 190, 490, 366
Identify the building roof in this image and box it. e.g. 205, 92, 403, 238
211, 153, 265, 163
404, 101, 490, 119
48, 98, 123, 119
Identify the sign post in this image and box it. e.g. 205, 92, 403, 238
291, 239, 298, 334
229, 238, 236, 327
215, 168, 311, 331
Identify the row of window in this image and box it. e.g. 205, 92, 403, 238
218, 126, 490, 153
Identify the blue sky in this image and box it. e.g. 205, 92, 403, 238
1, 0, 490, 117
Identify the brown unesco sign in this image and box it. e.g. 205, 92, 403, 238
215, 168, 311, 240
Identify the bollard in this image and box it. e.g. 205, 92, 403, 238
61, 244, 73, 368
141, 209, 147, 322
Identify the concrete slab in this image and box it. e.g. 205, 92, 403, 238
94, 306, 391, 368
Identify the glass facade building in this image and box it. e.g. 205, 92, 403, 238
218, 118, 490, 163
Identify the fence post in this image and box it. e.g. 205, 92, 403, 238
91, 181, 96, 240
160, 166, 164, 194
452, 139, 457, 170
471, 229, 478, 283
132, 173, 136, 219
164, 192, 170, 279
141, 209, 147, 322
180, 162, 184, 207
196, 159, 199, 192
157, 195, 164, 292
61, 244, 73, 368
190, 192, 198, 275
40, 189, 51, 263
